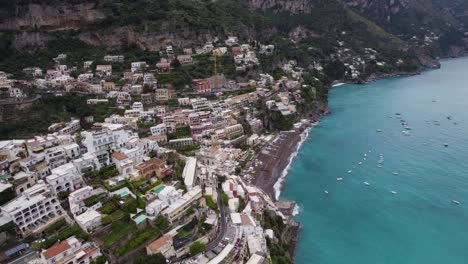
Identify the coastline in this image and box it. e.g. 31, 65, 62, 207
252, 121, 313, 200
252, 55, 468, 262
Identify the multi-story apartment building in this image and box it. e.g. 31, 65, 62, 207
0, 181, 64, 236
68, 186, 103, 217
46, 163, 84, 195
44, 146, 67, 169
190, 98, 211, 112
150, 124, 167, 136
155, 88, 176, 101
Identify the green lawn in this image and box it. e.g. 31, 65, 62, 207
100, 221, 133, 246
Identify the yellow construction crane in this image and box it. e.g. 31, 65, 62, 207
212, 49, 220, 89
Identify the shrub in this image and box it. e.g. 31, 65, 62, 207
204, 195, 218, 211
189, 241, 205, 255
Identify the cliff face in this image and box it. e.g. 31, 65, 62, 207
0, 3, 105, 31
0, 0, 272, 51
243, 0, 313, 13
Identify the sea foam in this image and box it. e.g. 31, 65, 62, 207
273, 122, 317, 200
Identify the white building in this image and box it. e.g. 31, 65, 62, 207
146, 199, 167, 217
58, 120, 81, 135
63, 143, 80, 160
44, 146, 67, 169
131, 61, 147, 73
75, 210, 101, 233
0, 181, 64, 235
158, 186, 182, 205
46, 163, 84, 195
161, 187, 202, 222
68, 186, 102, 217
72, 152, 101, 174
190, 98, 211, 112
178, 97, 190, 106
183, 157, 197, 190
150, 124, 167, 136
40, 236, 102, 264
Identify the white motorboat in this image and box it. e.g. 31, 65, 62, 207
358, 162, 363, 165
452, 200, 460, 205
364, 182, 370, 186
391, 191, 397, 194
348, 170, 352, 173
336, 178, 343, 181
393, 172, 399, 175
324, 190, 329, 194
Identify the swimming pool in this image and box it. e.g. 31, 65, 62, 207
134, 215, 147, 224
152, 185, 165, 194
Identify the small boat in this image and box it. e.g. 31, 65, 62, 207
377, 165, 382, 168
324, 190, 329, 194
364, 153, 367, 157
452, 200, 460, 205
348, 170, 352, 173
395, 113, 401, 115
368, 150, 372, 153
363, 158, 367, 161
447, 116, 451, 120
402, 130, 410, 136
364, 182, 370, 186
444, 143, 448, 147
404, 126, 412, 130
336, 178, 343, 181
376, 129, 382, 132
393, 172, 399, 175
378, 160, 384, 164
358, 162, 362, 165
391, 191, 397, 195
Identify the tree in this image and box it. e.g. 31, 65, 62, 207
221, 193, 229, 206
170, 58, 181, 69
238, 196, 246, 212
189, 241, 206, 255
155, 215, 169, 230
134, 253, 166, 264
143, 84, 153, 93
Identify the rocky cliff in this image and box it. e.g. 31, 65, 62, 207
0, 0, 272, 52
0, 3, 105, 31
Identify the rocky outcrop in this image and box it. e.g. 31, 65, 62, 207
242, 0, 313, 13
0, 3, 105, 31
13, 32, 50, 49
288, 25, 320, 42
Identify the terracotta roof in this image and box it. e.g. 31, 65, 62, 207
147, 235, 171, 251
112, 152, 128, 161
42, 240, 71, 259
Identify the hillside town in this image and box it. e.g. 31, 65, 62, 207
0, 37, 311, 264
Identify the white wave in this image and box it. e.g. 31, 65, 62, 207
292, 203, 301, 216
273, 125, 313, 200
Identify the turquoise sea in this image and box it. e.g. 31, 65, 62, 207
280, 57, 468, 264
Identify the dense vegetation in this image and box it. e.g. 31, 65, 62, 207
0, 95, 123, 140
